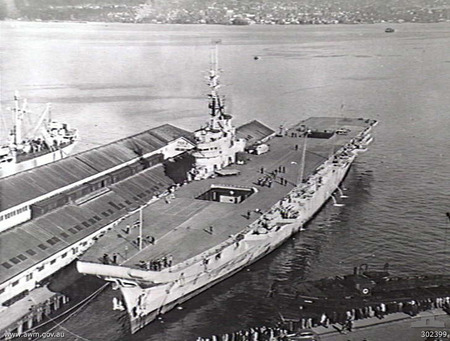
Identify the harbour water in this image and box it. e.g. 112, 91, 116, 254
1, 21, 450, 340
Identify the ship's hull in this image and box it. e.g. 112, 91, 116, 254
0, 141, 77, 179
120, 146, 360, 334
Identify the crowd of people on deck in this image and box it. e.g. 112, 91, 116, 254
139, 255, 173, 271
256, 165, 291, 189
102, 253, 118, 264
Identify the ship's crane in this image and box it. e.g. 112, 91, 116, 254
28, 103, 51, 140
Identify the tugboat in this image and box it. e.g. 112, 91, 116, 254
0, 92, 78, 178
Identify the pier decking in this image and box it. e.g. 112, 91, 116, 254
80, 117, 372, 269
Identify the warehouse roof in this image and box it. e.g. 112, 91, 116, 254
0, 124, 193, 212
236, 120, 275, 147
0, 164, 175, 284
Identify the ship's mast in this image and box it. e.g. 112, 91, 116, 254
297, 130, 311, 185
208, 40, 226, 129
12, 91, 26, 146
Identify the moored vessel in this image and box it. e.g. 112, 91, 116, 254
0, 93, 78, 179
77, 46, 378, 334
196, 265, 450, 341
271, 264, 450, 323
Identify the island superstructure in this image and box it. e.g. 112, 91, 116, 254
77, 46, 378, 334
191, 47, 246, 180
0, 93, 78, 179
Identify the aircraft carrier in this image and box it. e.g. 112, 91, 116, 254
77, 46, 377, 334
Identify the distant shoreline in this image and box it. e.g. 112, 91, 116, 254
2, 18, 450, 26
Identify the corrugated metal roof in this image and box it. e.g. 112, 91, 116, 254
0, 164, 174, 283
0, 124, 193, 212
236, 120, 275, 147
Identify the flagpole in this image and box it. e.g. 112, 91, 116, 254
139, 206, 143, 251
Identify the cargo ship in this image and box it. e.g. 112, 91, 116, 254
0, 93, 78, 179
77, 46, 378, 334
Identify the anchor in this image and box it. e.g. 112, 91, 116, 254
331, 194, 345, 207
336, 186, 348, 199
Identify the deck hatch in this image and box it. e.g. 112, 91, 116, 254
196, 185, 256, 204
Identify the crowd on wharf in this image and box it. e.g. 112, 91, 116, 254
196, 296, 450, 340
293, 296, 450, 329
196, 325, 295, 341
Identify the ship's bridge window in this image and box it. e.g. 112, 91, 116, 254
196, 185, 256, 204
